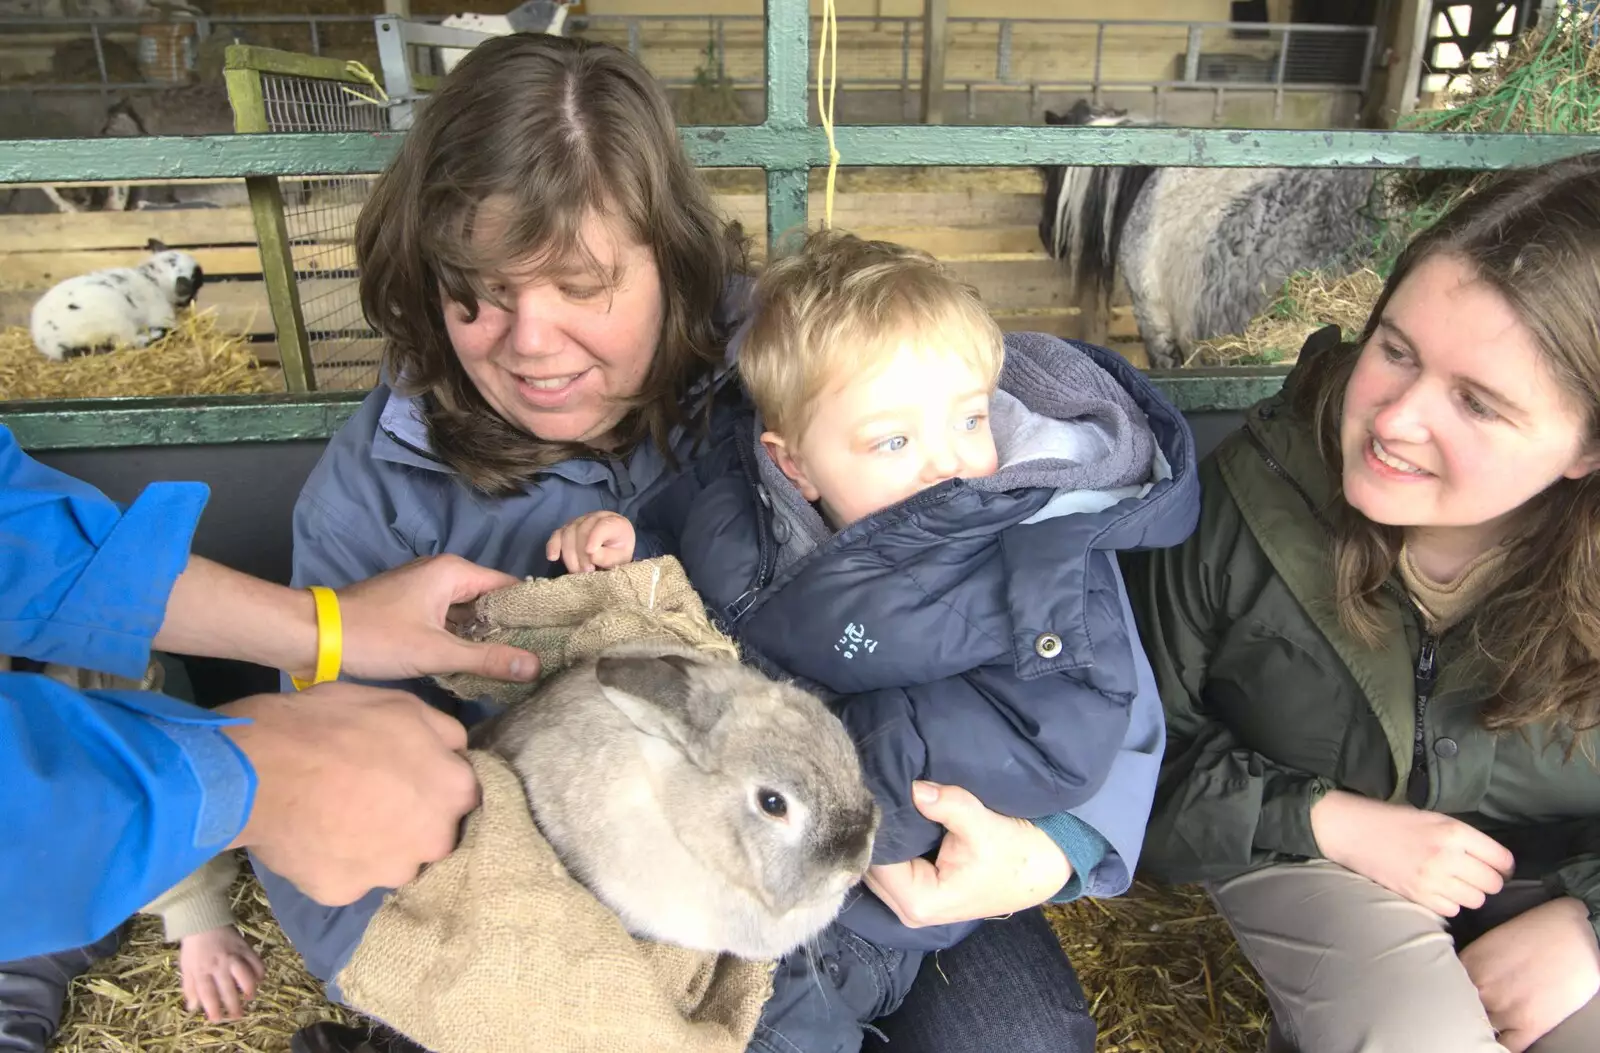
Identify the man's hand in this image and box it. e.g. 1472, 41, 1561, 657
335, 555, 538, 681
1310, 789, 1514, 916
157, 554, 538, 684
864, 781, 1070, 928
1459, 896, 1600, 1052
545, 511, 637, 573
222, 684, 479, 904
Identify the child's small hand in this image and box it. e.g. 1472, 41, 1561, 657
546, 510, 636, 573
178, 924, 265, 1023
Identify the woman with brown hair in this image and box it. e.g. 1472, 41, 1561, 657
261, 31, 1120, 1053
1129, 153, 1600, 1052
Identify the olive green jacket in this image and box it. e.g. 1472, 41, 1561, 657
1125, 350, 1600, 940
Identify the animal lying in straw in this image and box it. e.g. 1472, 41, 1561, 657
30, 240, 205, 361
1038, 101, 1379, 368
470, 641, 879, 960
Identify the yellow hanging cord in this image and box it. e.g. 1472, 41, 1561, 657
816, 0, 841, 228
339, 60, 391, 108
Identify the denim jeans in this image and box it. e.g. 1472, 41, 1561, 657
867, 908, 1095, 1053
749, 908, 1093, 1053
0, 926, 124, 1053
748, 924, 923, 1053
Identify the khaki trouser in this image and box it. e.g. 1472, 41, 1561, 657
1207, 859, 1600, 1053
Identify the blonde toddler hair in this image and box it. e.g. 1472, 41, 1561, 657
737, 229, 1004, 440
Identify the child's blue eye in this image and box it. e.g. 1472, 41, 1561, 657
960, 415, 984, 432
875, 436, 908, 453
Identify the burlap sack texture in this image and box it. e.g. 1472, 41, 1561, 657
336, 557, 773, 1053
435, 556, 739, 707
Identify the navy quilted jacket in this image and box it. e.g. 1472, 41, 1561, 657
675, 333, 1200, 949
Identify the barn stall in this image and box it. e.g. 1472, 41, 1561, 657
5, 3, 1597, 1052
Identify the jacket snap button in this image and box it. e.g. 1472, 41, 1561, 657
1035, 632, 1063, 658
1433, 737, 1459, 758
823, 956, 842, 979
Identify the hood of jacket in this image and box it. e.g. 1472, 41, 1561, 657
679, 332, 1200, 697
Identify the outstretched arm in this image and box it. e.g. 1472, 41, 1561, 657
0, 675, 476, 961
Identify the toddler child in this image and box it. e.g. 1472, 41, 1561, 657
548, 229, 1196, 1053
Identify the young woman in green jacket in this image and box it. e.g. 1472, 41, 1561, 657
1127, 154, 1600, 1053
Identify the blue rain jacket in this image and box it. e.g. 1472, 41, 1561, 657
0, 425, 254, 960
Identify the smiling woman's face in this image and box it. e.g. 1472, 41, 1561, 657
1339, 252, 1598, 535
442, 205, 664, 446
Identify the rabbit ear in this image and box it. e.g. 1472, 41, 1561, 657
595, 654, 723, 764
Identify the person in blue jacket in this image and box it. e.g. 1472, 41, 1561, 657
275, 32, 1152, 1053
549, 230, 1197, 1053
0, 422, 540, 969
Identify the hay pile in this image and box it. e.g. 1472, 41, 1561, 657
1188, 267, 1382, 368
58, 867, 352, 1053
1391, 3, 1600, 234
0, 309, 275, 401
1046, 883, 1270, 1052
1190, 6, 1600, 371
58, 871, 1267, 1052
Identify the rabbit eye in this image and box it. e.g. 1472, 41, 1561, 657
756, 789, 788, 819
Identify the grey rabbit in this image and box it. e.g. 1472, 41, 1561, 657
470, 641, 880, 960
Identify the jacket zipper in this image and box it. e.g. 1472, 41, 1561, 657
723, 428, 777, 624
1243, 424, 1443, 806
1406, 634, 1439, 807
727, 466, 986, 626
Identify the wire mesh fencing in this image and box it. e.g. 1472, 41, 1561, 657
258, 70, 388, 391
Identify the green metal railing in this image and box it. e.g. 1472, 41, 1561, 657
3, 0, 1600, 450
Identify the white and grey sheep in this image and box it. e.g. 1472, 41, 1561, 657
30, 239, 206, 361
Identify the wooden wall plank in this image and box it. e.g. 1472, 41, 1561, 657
713, 190, 1041, 229
0, 280, 350, 336
0, 247, 271, 288
1, 223, 1047, 281
0, 207, 258, 252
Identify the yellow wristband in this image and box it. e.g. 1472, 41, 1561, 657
290, 585, 343, 691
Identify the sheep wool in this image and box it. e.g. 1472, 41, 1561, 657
30, 247, 204, 361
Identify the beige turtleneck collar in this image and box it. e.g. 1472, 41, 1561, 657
1397, 543, 1510, 633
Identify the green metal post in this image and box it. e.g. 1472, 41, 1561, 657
764, 0, 810, 254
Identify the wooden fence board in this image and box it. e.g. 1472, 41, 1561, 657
0, 280, 347, 336
0, 247, 271, 288
714, 191, 1041, 230
0, 207, 258, 252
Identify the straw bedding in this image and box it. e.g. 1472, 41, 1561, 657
63, 13, 1600, 1052
1187, 267, 1382, 368
54, 869, 1267, 1052
56, 870, 352, 1053
1190, 6, 1600, 369
0, 309, 274, 401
